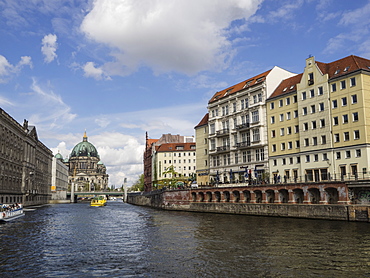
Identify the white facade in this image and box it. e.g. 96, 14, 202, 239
51, 157, 69, 200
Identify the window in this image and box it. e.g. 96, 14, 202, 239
273, 159, 277, 166
271, 116, 275, 124
302, 91, 307, 100
295, 125, 299, 133
296, 140, 300, 148
252, 110, 259, 122
346, 150, 351, 158
353, 112, 359, 122
310, 89, 315, 98
303, 107, 307, 115
287, 126, 292, 135
320, 119, 325, 128
332, 100, 338, 108
258, 93, 262, 102
233, 102, 236, 112
350, 77, 356, 87
334, 133, 340, 142
293, 95, 298, 103
286, 97, 290, 105
308, 73, 314, 84
286, 112, 291, 120
342, 97, 347, 106
323, 153, 328, 161
343, 114, 348, 124
279, 99, 283, 107
331, 83, 337, 92
253, 95, 257, 104
270, 102, 274, 109
314, 154, 319, 162
321, 135, 327, 144
252, 129, 260, 142
294, 110, 298, 118
319, 103, 324, 111
288, 141, 292, 149
282, 158, 286, 165
340, 80, 346, 89
356, 149, 361, 157
313, 137, 318, 146
280, 114, 284, 121
304, 138, 309, 146
312, 121, 317, 129
333, 116, 338, 125
272, 144, 276, 152
311, 105, 316, 114
354, 130, 360, 140
280, 128, 285, 136
281, 143, 285, 151
344, 132, 350, 141
290, 157, 293, 164
351, 94, 357, 104
318, 86, 323, 95
306, 155, 310, 162
303, 122, 308, 131
297, 156, 301, 163
336, 152, 341, 159
271, 130, 276, 138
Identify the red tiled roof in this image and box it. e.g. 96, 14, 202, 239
268, 73, 302, 100
146, 139, 158, 148
317, 55, 370, 79
156, 142, 196, 152
194, 113, 209, 128
208, 69, 272, 104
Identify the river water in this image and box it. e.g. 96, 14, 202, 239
0, 201, 369, 278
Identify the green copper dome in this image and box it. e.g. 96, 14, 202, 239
55, 152, 63, 159
70, 132, 100, 158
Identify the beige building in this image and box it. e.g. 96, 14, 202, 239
51, 154, 69, 200
207, 66, 296, 185
267, 55, 370, 183
195, 113, 209, 186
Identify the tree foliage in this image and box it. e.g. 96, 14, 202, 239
130, 174, 144, 192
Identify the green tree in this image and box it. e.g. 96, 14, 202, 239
130, 174, 144, 192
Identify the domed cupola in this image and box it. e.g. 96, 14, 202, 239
70, 131, 100, 158
55, 152, 63, 160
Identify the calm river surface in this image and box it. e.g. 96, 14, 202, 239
0, 201, 369, 277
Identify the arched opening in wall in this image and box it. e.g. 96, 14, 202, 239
279, 189, 289, 203
223, 191, 230, 202
266, 190, 275, 203
325, 187, 339, 204
215, 191, 221, 202
308, 188, 320, 204
293, 189, 304, 203
233, 191, 240, 203
243, 190, 251, 203
254, 190, 262, 203
5, 196, 8, 203
206, 192, 212, 202
191, 192, 197, 202
199, 192, 205, 202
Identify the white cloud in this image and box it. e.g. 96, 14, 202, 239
83, 61, 111, 80
41, 34, 58, 63
80, 0, 263, 76
0, 54, 32, 83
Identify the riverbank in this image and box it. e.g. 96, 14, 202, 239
127, 188, 370, 222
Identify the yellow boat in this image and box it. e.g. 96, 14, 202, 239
90, 195, 107, 207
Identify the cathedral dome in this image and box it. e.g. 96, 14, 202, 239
55, 152, 63, 160
70, 132, 100, 158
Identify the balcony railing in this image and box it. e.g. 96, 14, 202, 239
236, 123, 250, 130
216, 128, 230, 136
216, 145, 230, 152
235, 141, 251, 148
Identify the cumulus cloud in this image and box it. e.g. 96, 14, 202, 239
41, 34, 58, 63
0, 54, 32, 83
83, 61, 111, 80
80, 0, 263, 76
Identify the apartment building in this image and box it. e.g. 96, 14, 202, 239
195, 113, 209, 186
207, 66, 296, 184
154, 142, 196, 188
267, 55, 370, 182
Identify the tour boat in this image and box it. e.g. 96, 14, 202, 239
90, 196, 107, 207
0, 204, 25, 222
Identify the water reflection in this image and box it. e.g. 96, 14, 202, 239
0, 202, 369, 277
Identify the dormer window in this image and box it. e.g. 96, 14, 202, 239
334, 69, 340, 75
344, 66, 350, 72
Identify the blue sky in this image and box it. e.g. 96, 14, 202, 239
1, 0, 370, 187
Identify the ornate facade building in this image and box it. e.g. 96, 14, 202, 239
63, 132, 109, 191
0, 108, 53, 206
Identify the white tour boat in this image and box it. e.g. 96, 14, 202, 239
0, 204, 25, 222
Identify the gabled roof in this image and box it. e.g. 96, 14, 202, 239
268, 73, 302, 100
208, 69, 272, 104
156, 142, 196, 152
194, 113, 209, 129
316, 55, 370, 79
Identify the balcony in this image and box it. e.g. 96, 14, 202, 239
216, 145, 230, 153
216, 128, 230, 137
236, 123, 250, 130
235, 141, 251, 149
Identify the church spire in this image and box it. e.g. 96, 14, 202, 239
83, 130, 88, 142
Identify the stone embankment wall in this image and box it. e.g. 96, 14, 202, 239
127, 189, 370, 222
